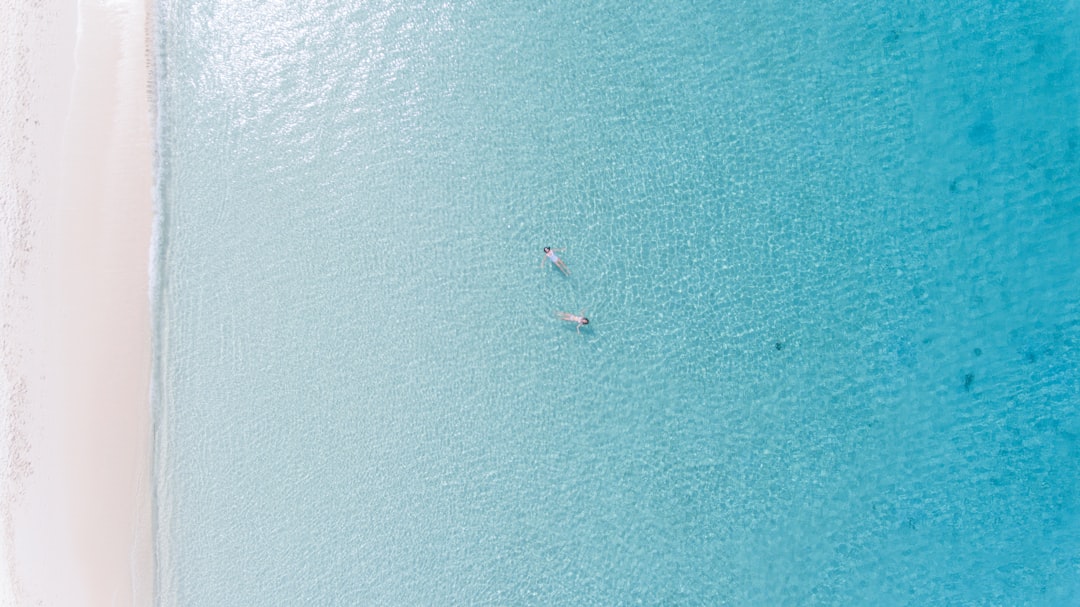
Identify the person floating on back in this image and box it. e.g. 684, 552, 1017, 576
542, 247, 570, 275
557, 310, 589, 333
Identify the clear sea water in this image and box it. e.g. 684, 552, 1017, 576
152, 0, 1080, 604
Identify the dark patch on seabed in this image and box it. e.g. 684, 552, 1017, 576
949, 175, 978, 194
967, 109, 996, 147
1066, 127, 1079, 160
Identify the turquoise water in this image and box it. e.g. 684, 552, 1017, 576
153, 1, 1080, 604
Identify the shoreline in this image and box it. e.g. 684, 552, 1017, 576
1, 1, 155, 605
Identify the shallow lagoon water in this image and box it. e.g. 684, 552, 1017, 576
154, 1, 1080, 604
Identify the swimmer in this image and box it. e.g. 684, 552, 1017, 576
542, 247, 570, 275
557, 310, 589, 333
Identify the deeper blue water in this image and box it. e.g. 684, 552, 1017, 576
153, 1, 1080, 604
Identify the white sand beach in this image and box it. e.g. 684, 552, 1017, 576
1, 1, 154, 605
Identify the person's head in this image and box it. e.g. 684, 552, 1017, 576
543, 247, 551, 253
581, 318, 589, 325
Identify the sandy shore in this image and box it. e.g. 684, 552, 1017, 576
0, 1, 154, 605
